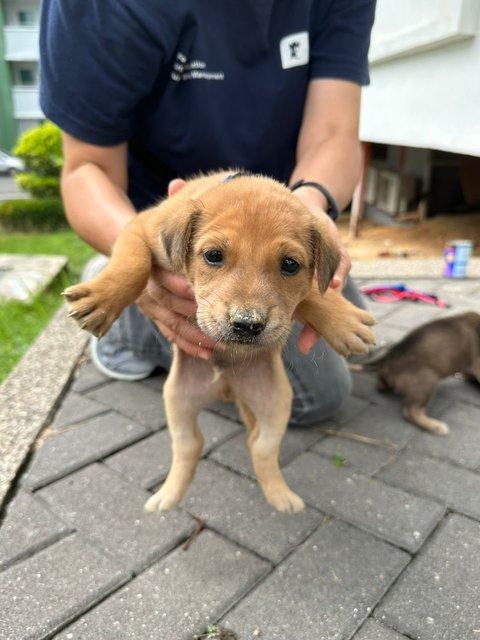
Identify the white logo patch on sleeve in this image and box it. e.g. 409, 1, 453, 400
279, 32, 309, 69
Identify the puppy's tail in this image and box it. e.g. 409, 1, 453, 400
348, 345, 391, 372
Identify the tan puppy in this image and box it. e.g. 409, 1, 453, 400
351, 312, 480, 435
64, 172, 375, 512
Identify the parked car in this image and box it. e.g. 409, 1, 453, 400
0, 150, 24, 175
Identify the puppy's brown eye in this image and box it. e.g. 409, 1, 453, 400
203, 249, 224, 266
281, 257, 300, 275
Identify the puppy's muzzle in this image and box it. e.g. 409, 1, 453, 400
229, 309, 266, 338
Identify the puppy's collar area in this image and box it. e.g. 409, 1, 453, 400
290, 179, 339, 221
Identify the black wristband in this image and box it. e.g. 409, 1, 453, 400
289, 179, 339, 221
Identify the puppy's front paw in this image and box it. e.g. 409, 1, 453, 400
264, 486, 305, 513
144, 485, 182, 512
429, 420, 450, 436
329, 307, 377, 356
63, 282, 119, 337
403, 406, 450, 436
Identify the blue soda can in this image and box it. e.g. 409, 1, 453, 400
443, 240, 473, 278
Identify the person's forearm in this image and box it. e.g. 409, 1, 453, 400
61, 162, 136, 255
289, 132, 362, 214
61, 163, 135, 255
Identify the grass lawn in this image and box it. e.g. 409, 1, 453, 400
0, 230, 94, 383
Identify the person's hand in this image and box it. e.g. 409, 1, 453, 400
136, 178, 219, 360
136, 266, 219, 359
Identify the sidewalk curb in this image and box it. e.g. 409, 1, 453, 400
0, 305, 88, 509
351, 257, 480, 279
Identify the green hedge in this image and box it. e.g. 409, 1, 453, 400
0, 198, 67, 231
15, 174, 60, 199
13, 122, 62, 198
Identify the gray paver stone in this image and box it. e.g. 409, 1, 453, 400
353, 618, 409, 639
0, 491, 72, 571
332, 394, 371, 426
70, 360, 108, 393
21, 412, 147, 490
437, 376, 480, 408
183, 460, 323, 563
223, 518, 409, 640
438, 279, 480, 298
365, 299, 401, 321
409, 400, 480, 469
105, 411, 242, 489
378, 450, 480, 520
39, 463, 195, 573
0, 533, 130, 640
375, 514, 480, 640
87, 380, 166, 430
56, 529, 270, 640
209, 426, 322, 478
52, 391, 107, 430
208, 398, 241, 422
372, 323, 408, 347
312, 434, 393, 475
105, 430, 172, 489
140, 371, 167, 391
381, 302, 446, 330
441, 298, 480, 316
351, 372, 399, 407
351, 373, 455, 420
339, 404, 418, 449
283, 452, 445, 551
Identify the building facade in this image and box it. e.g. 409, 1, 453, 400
1, 0, 43, 150
361, 0, 480, 157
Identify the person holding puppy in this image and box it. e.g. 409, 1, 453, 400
40, 0, 376, 425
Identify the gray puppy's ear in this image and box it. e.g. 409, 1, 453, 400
310, 222, 341, 293
161, 202, 202, 272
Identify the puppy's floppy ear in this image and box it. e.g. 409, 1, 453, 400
160, 200, 202, 272
310, 221, 341, 293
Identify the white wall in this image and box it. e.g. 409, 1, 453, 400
3, 0, 39, 25
360, 0, 480, 157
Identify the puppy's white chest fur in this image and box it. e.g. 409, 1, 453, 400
174, 347, 279, 406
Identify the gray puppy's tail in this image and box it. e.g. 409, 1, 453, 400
348, 344, 391, 372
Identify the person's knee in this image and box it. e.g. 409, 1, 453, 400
289, 365, 352, 427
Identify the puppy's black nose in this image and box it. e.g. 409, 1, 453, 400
230, 309, 267, 337
232, 320, 265, 336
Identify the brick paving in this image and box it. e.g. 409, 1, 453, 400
1, 276, 480, 639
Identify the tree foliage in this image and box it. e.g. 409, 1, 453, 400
13, 122, 62, 198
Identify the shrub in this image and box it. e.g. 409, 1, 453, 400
13, 122, 63, 198
0, 198, 67, 231
15, 174, 61, 199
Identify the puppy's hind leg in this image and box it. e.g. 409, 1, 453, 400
241, 356, 304, 513
144, 351, 220, 512
400, 370, 449, 436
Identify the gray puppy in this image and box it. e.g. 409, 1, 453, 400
351, 312, 480, 435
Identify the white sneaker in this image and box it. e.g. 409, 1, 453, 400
90, 336, 156, 381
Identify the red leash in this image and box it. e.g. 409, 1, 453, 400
360, 283, 450, 308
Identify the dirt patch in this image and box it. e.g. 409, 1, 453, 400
339, 212, 480, 261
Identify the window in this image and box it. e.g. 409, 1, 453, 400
19, 68, 35, 85
17, 10, 35, 26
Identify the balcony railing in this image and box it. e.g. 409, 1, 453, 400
12, 86, 44, 118
3, 26, 39, 61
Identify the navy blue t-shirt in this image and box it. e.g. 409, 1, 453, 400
40, 0, 375, 210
